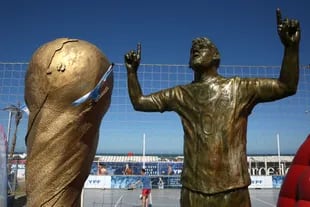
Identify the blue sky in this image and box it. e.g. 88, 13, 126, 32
0, 0, 309, 65
0, 0, 309, 155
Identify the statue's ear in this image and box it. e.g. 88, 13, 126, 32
213, 53, 220, 60
212, 53, 221, 68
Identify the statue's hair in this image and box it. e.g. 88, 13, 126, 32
192, 37, 221, 67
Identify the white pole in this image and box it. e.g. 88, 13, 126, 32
80, 188, 84, 207
0, 126, 7, 207
6, 112, 12, 144
277, 133, 281, 175
143, 133, 146, 169
249, 158, 252, 175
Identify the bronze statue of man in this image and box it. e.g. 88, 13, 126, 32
25, 38, 113, 206
125, 9, 300, 207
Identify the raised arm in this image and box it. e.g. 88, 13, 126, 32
125, 43, 161, 111
277, 8, 300, 95
125, 43, 143, 110
246, 9, 301, 103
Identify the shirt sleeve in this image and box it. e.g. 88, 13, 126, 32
238, 77, 289, 104
145, 86, 183, 113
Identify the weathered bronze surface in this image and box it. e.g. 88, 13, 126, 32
25, 38, 113, 206
125, 9, 300, 207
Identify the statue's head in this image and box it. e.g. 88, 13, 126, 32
189, 37, 221, 71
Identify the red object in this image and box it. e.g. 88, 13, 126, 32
277, 134, 310, 207
142, 189, 151, 196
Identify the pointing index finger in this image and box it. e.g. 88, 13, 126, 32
276, 8, 282, 25
137, 43, 141, 59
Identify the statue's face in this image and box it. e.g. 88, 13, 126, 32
189, 43, 214, 71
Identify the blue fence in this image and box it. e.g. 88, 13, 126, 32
84, 175, 285, 189
91, 161, 183, 176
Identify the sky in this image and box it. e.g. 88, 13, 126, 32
0, 0, 309, 155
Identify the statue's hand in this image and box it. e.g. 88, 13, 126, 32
276, 8, 300, 47
125, 43, 141, 73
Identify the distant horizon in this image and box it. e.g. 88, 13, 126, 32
13, 151, 295, 156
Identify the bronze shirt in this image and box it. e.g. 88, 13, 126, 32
146, 76, 287, 194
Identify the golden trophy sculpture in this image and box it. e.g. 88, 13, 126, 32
25, 38, 113, 206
